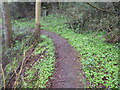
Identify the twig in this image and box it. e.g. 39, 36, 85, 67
12, 42, 38, 88
7, 40, 39, 88
21, 73, 40, 88
86, 2, 116, 16
0, 64, 6, 90
21, 75, 26, 88
12, 52, 27, 88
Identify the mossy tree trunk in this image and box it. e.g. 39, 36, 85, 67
2, 2, 13, 48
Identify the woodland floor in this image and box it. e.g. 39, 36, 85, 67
41, 30, 89, 88
5, 29, 89, 88
2, 15, 119, 88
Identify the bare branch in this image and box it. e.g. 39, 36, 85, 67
0, 64, 6, 90
86, 2, 116, 16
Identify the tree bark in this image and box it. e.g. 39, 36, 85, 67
35, 0, 41, 38
2, 2, 13, 48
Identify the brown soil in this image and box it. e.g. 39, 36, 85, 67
41, 30, 89, 88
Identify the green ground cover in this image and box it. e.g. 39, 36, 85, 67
5, 34, 55, 88
41, 14, 119, 88
12, 14, 119, 88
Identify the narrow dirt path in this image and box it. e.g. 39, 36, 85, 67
41, 30, 89, 88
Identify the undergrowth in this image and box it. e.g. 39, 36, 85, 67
41, 14, 119, 88
22, 35, 55, 88
12, 14, 119, 88
5, 34, 55, 88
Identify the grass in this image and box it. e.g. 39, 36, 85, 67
11, 14, 119, 88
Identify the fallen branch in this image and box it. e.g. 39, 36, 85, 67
6, 44, 36, 88
13, 55, 26, 88
0, 64, 6, 90
21, 72, 40, 88
6, 37, 43, 88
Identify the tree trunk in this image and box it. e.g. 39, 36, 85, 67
2, 2, 13, 48
35, 0, 41, 39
